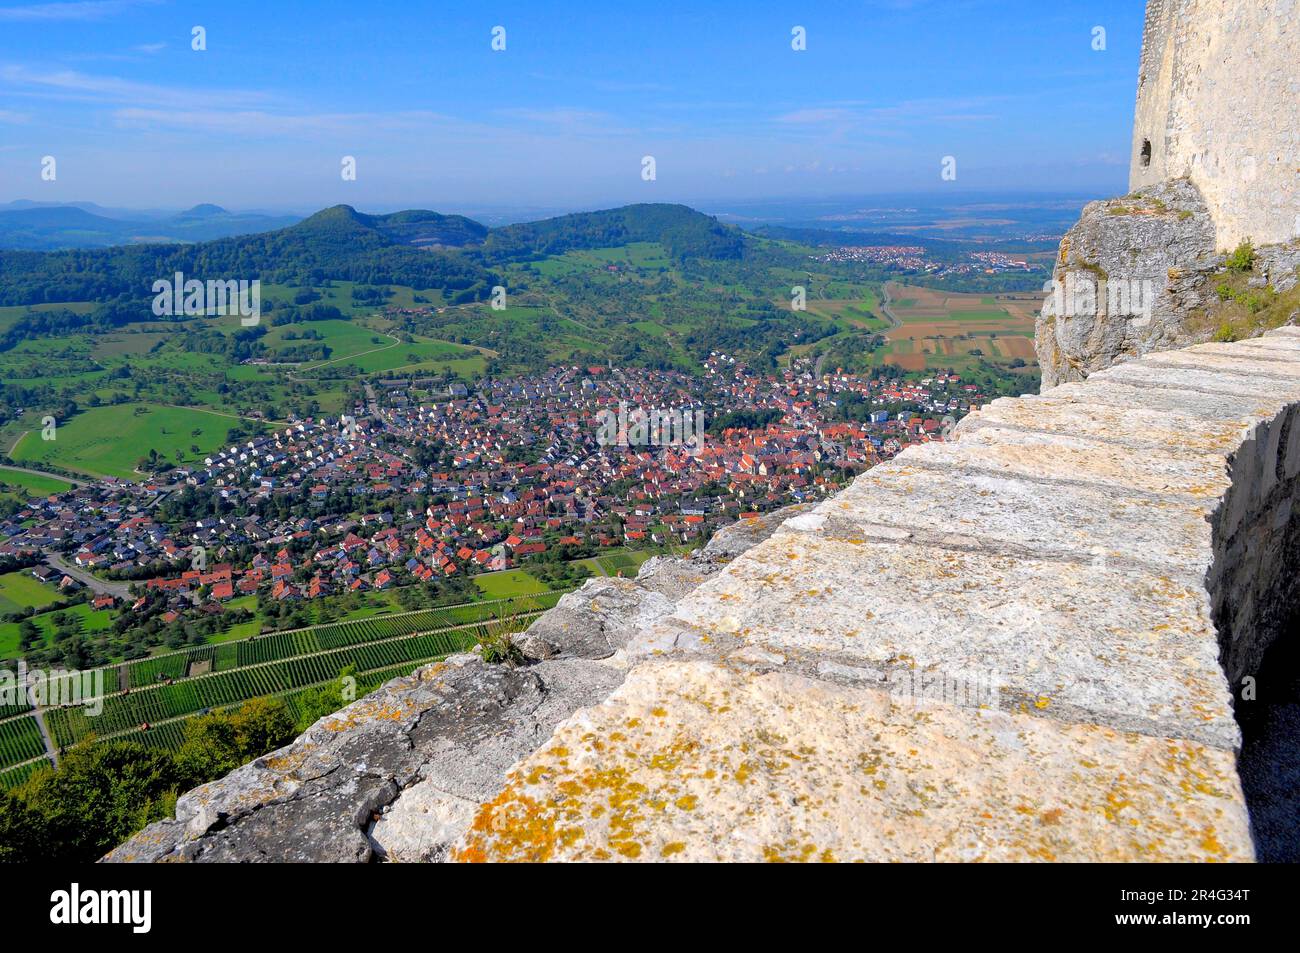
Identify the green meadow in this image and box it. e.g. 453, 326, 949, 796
0, 572, 62, 615
0, 602, 116, 658
472, 569, 550, 598
11, 403, 257, 479
0, 467, 74, 498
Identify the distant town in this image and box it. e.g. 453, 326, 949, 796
1, 355, 997, 669
814, 245, 1035, 278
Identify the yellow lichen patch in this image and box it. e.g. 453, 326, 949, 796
451, 660, 1253, 863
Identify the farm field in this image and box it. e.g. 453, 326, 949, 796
0, 592, 561, 778
0, 714, 46, 772
800, 293, 887, 332
0, 756, 50, 790
879, 282, 1041, 375
122, 592, 560, 689
0, 571, 61, 615
333, 337, 484, 375
99, 658, 436, 763
9, 402, 260, 479
263, 319, 388, 361
44, 602, 551, 749
577, 548, 659, 577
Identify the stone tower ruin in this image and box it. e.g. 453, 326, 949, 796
1129, 0, 1299, 250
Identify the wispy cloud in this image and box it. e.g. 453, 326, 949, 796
0, 65, 272, 110
0, 0, 156, 22
111, 107, 461, 136
777, 98, 999, 124
0, 109, 31, 123
775, 107, 859, 124
494, 106, 633, 136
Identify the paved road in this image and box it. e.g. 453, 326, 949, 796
44, 554, 132, 599
812, 284, 902, 379
878, 281, 904, 331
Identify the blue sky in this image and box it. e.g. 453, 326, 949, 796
0, 0, 1144, 212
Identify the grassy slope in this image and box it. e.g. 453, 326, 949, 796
11, 403, 256, 479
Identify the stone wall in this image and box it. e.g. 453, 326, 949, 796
109, 332, 1300, 862
1130, 0, 1299, 249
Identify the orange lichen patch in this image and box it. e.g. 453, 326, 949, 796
762, 841, 822, 863
261, 746, 315, 774
321, 700, 419, 733
451, 661, 1253, 863
454, 789, 586, 863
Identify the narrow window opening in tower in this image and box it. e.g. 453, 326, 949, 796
1140, 139, 1152, 168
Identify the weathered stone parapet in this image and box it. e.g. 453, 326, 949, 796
454, 659, 1245, 863
453, 330, 1300, 863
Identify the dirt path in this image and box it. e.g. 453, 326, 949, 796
32, 708, 58, 767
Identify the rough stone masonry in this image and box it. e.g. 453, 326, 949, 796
110, 329, 1300, 862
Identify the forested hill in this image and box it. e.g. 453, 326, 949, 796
0, 205, 490, 307
480, 203, 744, 263
0, 203, 744, 308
